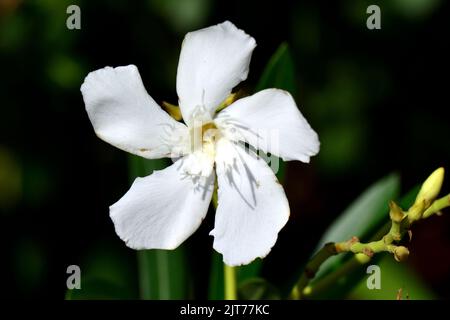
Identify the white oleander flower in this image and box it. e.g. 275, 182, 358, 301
81, 21, 319, 266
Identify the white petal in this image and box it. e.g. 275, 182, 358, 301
211, 138, 290, 266
81, 65, 189, 159
176, 21, 256, 125
110, 151, 215, 250
215, 89, 320, 162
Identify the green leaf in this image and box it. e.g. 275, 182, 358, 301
237, 260, 262, 285
137, 249, 188, 299
255, 42, 298, 183
255, 42, 298, 96
128, 155, 189, 299
312, 173, 400, 283
398, 185, 421, 208
208, 252, 224, 300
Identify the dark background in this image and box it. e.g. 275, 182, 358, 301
1, 0, 449, 299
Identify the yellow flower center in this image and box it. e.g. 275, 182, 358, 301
190, 122, 220, 159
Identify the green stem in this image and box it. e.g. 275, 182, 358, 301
292, 201, 418, 298
292, 169, 448, 299
290, 243, 337, 299
302, 255, 365, 298
293, 194, 450, 299
224, 264, 237, 300
423, 194, 450, 218
212, 185, 237, 300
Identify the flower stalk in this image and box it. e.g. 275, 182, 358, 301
224, 264, 237, 300
292, 168, 449, 299
212, 185, 237, 300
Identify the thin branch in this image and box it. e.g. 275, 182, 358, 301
291, 168, 449, 299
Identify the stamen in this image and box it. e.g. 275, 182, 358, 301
161, 101, 182, 120
190, 122, 219, 152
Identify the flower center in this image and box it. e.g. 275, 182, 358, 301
190, 121, 220, 159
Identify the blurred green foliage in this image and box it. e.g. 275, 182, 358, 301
14, 238, 47, 294
148, 0, 211, 32
66, 242, 138, 299
0, 146, 21, 211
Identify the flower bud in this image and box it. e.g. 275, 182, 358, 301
393, 246, 410, 262
408, 200, 426, 222
389, 201, 405, 223
355, 253, 371, 264
415, 167, 445, 208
